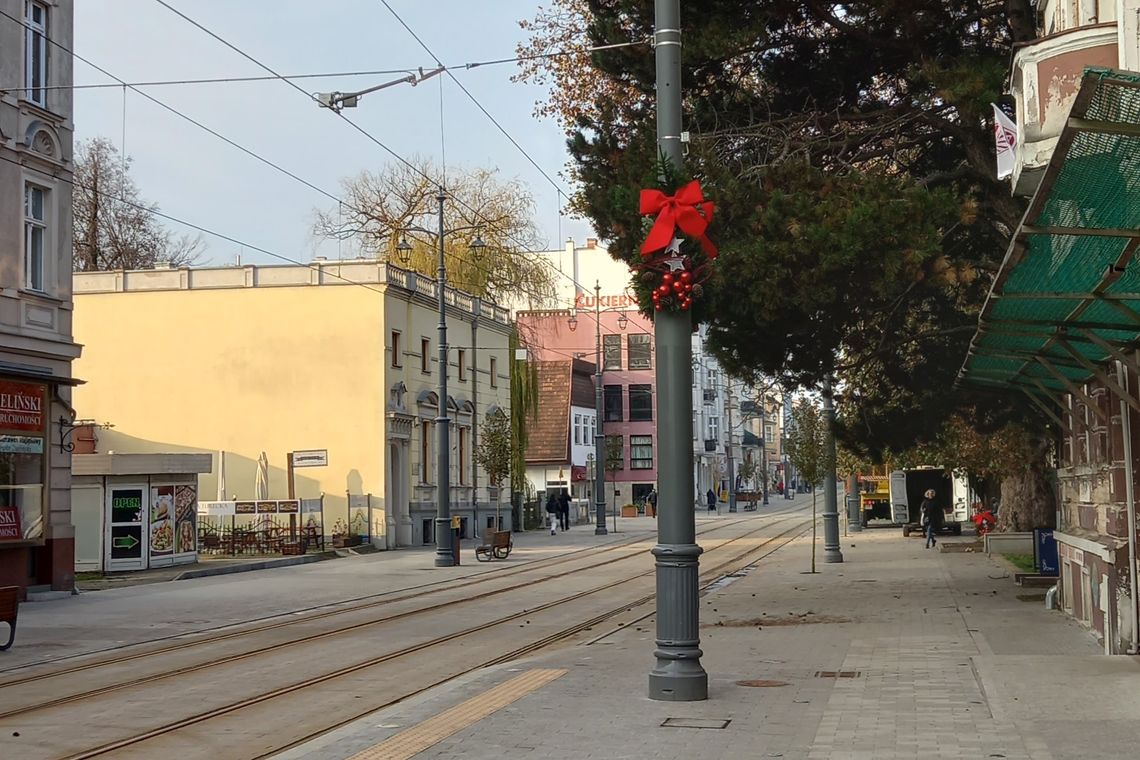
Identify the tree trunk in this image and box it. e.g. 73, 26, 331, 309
811, 491, 817, 573
996, 460, 1056, 532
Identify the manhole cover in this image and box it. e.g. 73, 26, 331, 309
661, 718, 731, 729
814, 671, 860, 678
736, 679, 789, 687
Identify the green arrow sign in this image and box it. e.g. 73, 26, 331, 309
113, 534, 139, 550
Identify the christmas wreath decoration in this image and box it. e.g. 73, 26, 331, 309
636, 178, 716, 313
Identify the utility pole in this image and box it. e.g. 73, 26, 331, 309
759, 399, 769, 506
783, 395, 794, 499
648, 0, 708, 702
726, 381, 737, 512
434, 188, 454, 567
593, 281, 608, 535
821, 377, 843, 563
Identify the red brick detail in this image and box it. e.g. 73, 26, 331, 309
42, 537, 74, 592
1105, 507, 1128, 538
1078, 504, 1098, 531
0, 547, 32, 600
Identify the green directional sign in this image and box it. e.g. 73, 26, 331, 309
113, 534, 139, 550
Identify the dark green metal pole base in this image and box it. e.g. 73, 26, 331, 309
648, 543, 707, 701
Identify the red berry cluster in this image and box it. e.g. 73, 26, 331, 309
651, 269, 695, 312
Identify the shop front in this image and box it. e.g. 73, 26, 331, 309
0, 376, 69, 595
71, 453, 212, 573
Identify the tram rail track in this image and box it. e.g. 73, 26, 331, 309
0, 511, 801, 724
12, 513, 812, 760
259, 516, 816, 760
0, 508, 799, 688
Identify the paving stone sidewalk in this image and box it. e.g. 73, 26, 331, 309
286, 526, 1139, 760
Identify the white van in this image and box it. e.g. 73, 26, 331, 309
890, 468, 970, 536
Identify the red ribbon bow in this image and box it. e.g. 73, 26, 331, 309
639, 180, 717, 258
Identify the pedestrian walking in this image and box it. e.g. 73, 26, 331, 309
646, 488, 658, 517
546, 492, 559, 535
920, 489, 943, 548
706, 488, 716, 513
557, 490, 571, 531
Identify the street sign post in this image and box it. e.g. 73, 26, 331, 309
290, 449, 328, 468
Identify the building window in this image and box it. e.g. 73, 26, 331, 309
630, 435, 654, 470
604, 384, 623, 422
707, 415, 720, 442
603, 334, 622, 370
458, 427, 468, 484
24, 184, 46, 292
629, 384, 653, 421
458, 349, 467, 382
391, 331, 402, 367
489, 356, 498, 388
421, 338, 431, 374
420, 421, 432, 483
587, 415, 595, 444
628, 334, 651, 369
573, 413, 582, 445
25, 2, 48, 107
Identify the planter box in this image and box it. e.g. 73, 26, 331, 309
984, 532, 1034, 556
332, 535, 363, 548
621, 505, 638, 518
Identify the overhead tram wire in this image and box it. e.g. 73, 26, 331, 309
378, 0, 572, 205
0, 8, 560, 305
0, 145, 593, 316
0, 149, 388, 294
0, 68, 424, 92
0, 42, 648, 93
0, 8, 341, 207
149, 0, 613, 303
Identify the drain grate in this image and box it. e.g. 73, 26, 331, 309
815, 671, 860, 678
736, 679, 789, 688
661, 718, 731, 729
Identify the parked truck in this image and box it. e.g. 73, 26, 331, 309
856, 469, 892, 526
890, 467, 970, 536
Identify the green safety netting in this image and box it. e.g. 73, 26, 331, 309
960, 67, 1140, 400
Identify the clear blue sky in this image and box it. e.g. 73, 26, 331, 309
74, 0, 593, 266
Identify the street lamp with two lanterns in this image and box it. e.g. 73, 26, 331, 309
394, 189, 486, 568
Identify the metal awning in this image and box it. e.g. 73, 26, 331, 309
959, 68, 1140, 409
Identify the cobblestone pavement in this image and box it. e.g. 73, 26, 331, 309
280, 525, 1138, 760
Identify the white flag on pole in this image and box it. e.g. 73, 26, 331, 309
992, 104, 1018, 180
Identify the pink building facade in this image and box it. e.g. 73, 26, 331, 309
517, 308, 658, 509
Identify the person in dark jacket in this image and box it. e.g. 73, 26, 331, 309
920, 489, 943, 548
546, 492, 559, 535
557, 490, 571, 531
707, 488, 717, 513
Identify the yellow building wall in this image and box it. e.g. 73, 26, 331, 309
72, 284, 386, 529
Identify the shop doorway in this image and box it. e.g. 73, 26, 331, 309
106, 486, 147, 572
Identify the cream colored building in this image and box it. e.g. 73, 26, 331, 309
72, 261, 513, 549
505, 237, 638, 314
0, 0, 79, 596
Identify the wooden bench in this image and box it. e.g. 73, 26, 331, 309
475, 531, 512, 561
0, 586, 18, 651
